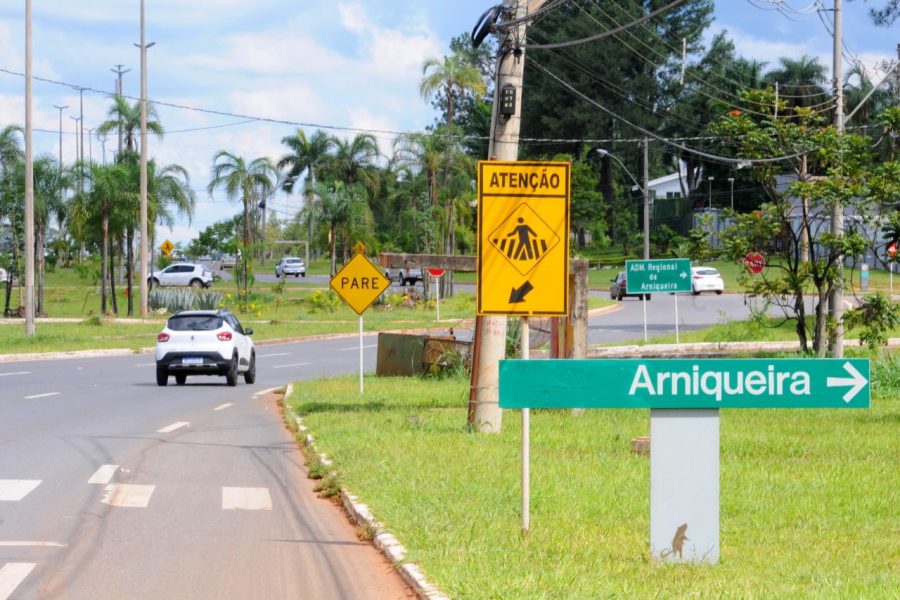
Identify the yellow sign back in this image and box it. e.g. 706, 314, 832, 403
477, 161, 570, 316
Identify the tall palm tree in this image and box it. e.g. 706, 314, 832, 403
0, 125, 23, 313
843, 62, 892, 127
208, 151, 276, 301
311, 181, 368, 276
96, 95, 164, 157
420, 51, 487, 126
764, 55, 829, 112
0, 125, 23, 174
278, 129, 334, 257
327, 133, 380, 190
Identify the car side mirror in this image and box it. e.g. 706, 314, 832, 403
245, 328, 254, 336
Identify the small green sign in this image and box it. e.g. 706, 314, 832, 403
625, 258, 692, 294
499, 358, 870, 409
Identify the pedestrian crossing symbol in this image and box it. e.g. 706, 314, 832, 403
489, 204, 560, 276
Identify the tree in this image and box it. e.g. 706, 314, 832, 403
277, 129, 334, 256
709, 91, 896, 354
849, 0, 899, 25
420, 51, 487, 127
96, 95, 164, 157
311, 181, 368, 276
208, 151, 276, 303
325, 133, 380, 190
763, 55, 829, 113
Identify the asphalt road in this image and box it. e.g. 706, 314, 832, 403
0, 337, 412, 600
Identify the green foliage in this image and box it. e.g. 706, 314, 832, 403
194, 290, 223, 310
845, 292, 900, 349
307, 289, 341, 313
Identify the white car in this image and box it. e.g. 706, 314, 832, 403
148, 262, 213, 288
691, 266, 725, 295
155, 309, 256, 386
275, 256, 306, 277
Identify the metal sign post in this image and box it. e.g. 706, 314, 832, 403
330, 245, 390, 395
626, 259, 692, 345
428, 268, 444, 322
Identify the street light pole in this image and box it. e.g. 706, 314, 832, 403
25, 0, 35, 335
135, 0, 155, 317
69, 116, 81, 164
728, 177, 734, 211
707, 176, 715, 210
596, 147, 650, 259
52, 104, 67, 170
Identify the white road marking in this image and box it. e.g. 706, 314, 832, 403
88, 465, 119, 485
0, 372, 29, 378
339, 344, 377, 351
259, 352, 291, 358
252, 387, 280, 398
0, 480, 41, 502
273, 362, 311, 369
24, 392, 60, 400
156, 421, 190, 433
101, 484, 155, 507
0, 562, 36, 600
222, 487, 272, 511
213, 403, 234, 411
135, 362, 156, 367
0, 541, 66, 548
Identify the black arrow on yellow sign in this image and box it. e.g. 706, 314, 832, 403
509, 281, 534, 303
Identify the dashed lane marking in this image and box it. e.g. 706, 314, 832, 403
101, 484, 155, 508
0, 372, 30, 378
0, 480, 41, 502
0, 541, 65, 548
213, 403, 234, 411
88, 465, 119, 485
259, 352, 291, 358
156, 421, 190, 434
272, 362, 311, 369
339, 344, 377, 352
222, 487, 272, 511
0, 563, 36, 600
24, 392, 60, 400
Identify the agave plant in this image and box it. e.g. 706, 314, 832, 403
194, 290, 223, 310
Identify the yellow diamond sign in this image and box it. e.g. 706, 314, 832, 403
478, 161, 570, 316
330, 253, 390, 315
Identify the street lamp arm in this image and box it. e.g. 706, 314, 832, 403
596, 149, 644, 194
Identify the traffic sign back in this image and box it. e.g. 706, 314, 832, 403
330, 254, 390, 315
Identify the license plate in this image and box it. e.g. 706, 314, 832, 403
182, 357, 203, 365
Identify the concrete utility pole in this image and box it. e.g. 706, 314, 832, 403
471, 0, 536, 434
78, 88, 85, 172
70, 116, 81, 163
829, 0, 845, 357
53, 105, 67, 169
24, 0, 35, 335
136, 1, 154, 317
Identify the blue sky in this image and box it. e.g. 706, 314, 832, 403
0, 1, 896, 246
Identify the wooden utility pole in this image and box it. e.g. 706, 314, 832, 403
470, 0, 539, 433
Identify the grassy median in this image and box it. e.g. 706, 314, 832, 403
286, 351, 899, 599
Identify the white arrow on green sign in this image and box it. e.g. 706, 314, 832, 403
626, 258, 692, 294
499, 358, 870, 409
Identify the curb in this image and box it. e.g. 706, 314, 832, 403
284, 383, 449, 600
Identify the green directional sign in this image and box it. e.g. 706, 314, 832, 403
626, 258, 692, 294
499, 358, 870, 409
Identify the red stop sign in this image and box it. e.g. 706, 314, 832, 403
743, 252, 766, 274
428, 268, 445, 278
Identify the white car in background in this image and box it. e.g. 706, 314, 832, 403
148, 262, 213, 288
155, 309, 256, 386
275, 256, 306, 277
691, 266, 725, 295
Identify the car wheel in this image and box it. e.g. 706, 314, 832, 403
691, 287, 700, 296
150, 278, 160, 288
243, 352, 256, 384
156, 365, 168, 386
617, 289, 624, 301
225, 354, 238, 387
715, 290, 723, 295
295, 273, 300, 278
189, 279, 202, 288
644, 294, 652, 301
301, 273, 306, 278
175, 374, 187, 385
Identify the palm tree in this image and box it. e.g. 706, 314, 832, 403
764, 55, 829, 113
96, 95, 164, 157
327, 133, 380, 190
420, 51, 487, 126
208, 151, 276, 301
0, 125, 23, 174
844, 62, 892, 127
278, 129, 334, 258
0, 125, 23, 314
311, 181, 368, 276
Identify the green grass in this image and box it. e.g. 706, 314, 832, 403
286, 354, 899, 599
